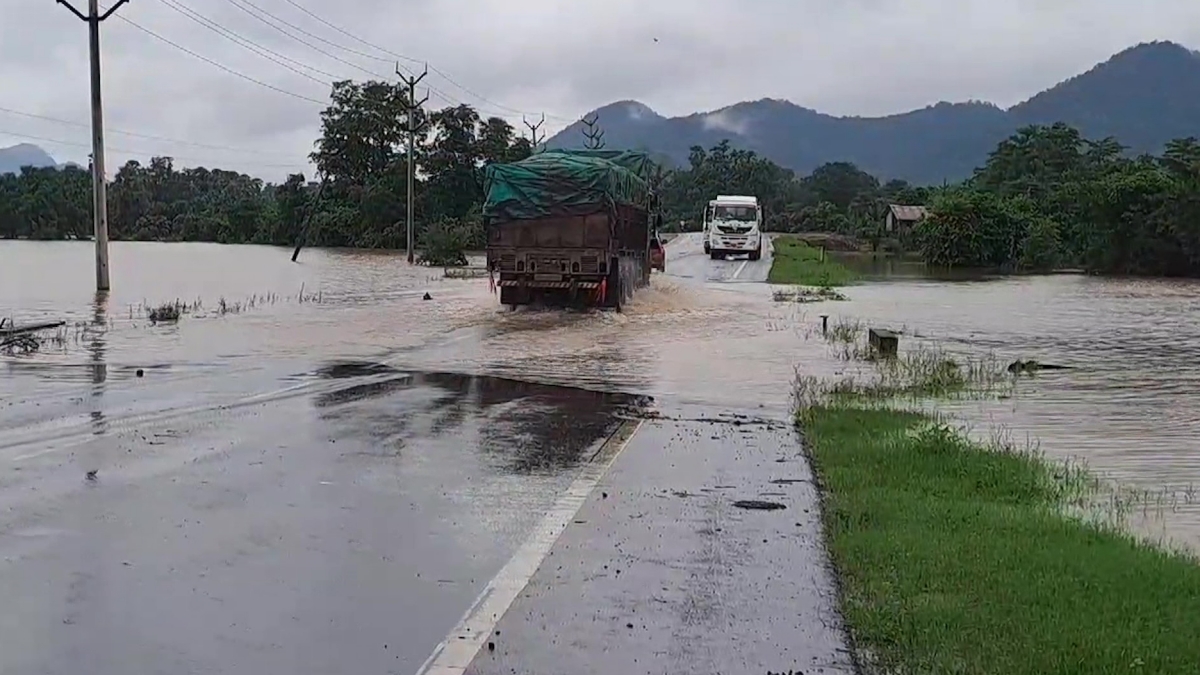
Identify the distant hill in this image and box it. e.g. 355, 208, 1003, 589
0, 143, 58, 174
546, 41, 1200, 184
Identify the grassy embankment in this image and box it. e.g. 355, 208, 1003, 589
768, 236, 856, 302
797, 322, 1200, 674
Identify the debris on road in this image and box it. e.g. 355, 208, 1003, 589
0, 318, 66, 336
732, 499, 785, 510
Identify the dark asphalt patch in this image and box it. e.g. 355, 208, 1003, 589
732, 499, 786, 510
312, 362, 654, 474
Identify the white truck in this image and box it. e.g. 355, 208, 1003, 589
703, 195, 763, 261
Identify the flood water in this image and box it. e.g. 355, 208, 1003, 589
3, 239, 1200, 552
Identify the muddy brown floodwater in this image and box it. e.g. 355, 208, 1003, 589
3, 238, 1200, 554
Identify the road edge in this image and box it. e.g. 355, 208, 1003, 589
413, 418, 645, 675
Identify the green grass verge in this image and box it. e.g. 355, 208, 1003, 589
767, 236, 857, 286
801, 405, 1200, 675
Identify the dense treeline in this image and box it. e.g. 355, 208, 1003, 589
2, 78, 1199, 277
917, 125, 1200, 276
0, 81, 534, 257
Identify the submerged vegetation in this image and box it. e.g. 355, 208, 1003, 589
771, 286, 847, 303
1, 286, 328, 357
796, 317, 1200, 674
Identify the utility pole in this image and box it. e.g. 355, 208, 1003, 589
523, 114, 546, 154
396, 63, 428, 264
580, 113, 605, 150
57, 0, 128, 292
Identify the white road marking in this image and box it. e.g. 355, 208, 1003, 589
732, 259, 749, 280
414, 419, 645, 675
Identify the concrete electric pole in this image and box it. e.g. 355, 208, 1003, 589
396, 63, 428, 264
56, 0, 127, 292
523, 114, 546, 153
580, 113, 605, 149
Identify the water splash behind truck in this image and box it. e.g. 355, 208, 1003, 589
483, 150, 661, 311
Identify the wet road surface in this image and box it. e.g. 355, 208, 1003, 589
0, 366, 654, 674
450, 415, 853, 675
6, 237, 1200, 672
0, 238, 854, 674
661, 231, 775, 284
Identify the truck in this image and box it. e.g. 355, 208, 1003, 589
703, 195, 763, 261
483, 149, 661, 311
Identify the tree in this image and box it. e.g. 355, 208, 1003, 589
7, 100, 1200, 281
803, 162, 879, 210
310, 80, 417, 186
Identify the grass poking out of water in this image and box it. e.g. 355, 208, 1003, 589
795, 333, 1200, 673
772, 286, 847, 303
767, 236, 856, 287
800, 405, 1200, 675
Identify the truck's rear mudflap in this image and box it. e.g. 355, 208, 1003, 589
496, 278, 608, 309
496, 280, 603, 290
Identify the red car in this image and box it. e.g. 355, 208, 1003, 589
649, 233, 666, 272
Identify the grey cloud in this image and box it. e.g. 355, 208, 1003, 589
2, 0, 1200, 181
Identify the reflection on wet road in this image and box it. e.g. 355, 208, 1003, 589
660, 231, 775, 283
0, 363, 647, 674
4, 238, 1200, 671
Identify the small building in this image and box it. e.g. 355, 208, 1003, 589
884, 204, 928, 234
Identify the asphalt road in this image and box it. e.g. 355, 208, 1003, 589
449, 413, 853, 675
661, 231, 775, 284
0, 366, 649, 675
0, 235, 852, 674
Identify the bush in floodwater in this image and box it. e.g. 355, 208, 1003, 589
419, 216, 474, 267
825, 317, 863, 345
148, 302, 182, 323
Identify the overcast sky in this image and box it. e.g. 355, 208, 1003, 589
2, 0, 1199, 181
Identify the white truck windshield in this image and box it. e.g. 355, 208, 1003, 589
713, 205, 757, 222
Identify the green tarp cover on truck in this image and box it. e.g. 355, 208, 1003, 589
483, 152, 650, 222
540, 149, 657, 183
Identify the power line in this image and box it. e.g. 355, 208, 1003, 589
220, 0, 394, 82
228, 0, 394, 65
77, 3, 561, 174
0, 105, 305, 159
221, 0, 462, 112
275, 0, 575, 122
110, 0, 559, 123
110, 13, 327, 105
155, 0, 334, 85
0, 128, 309, 171
224, 0, 538, 119
218, 0, 461, 111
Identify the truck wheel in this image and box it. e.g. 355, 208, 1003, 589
710, 250, 721, 260
749, 243, 761, 261
703, 242, 710, 254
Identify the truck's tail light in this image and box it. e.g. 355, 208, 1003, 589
599, 262, 607, 274
529, 260, 536, 272
560, 261, 567, 272
517, 261, 525, 271
571, 262, 580, 273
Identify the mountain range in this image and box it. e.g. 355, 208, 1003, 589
0, 143, 59, 175
7, 41, 1200, 185
546, 41, 1200, 184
